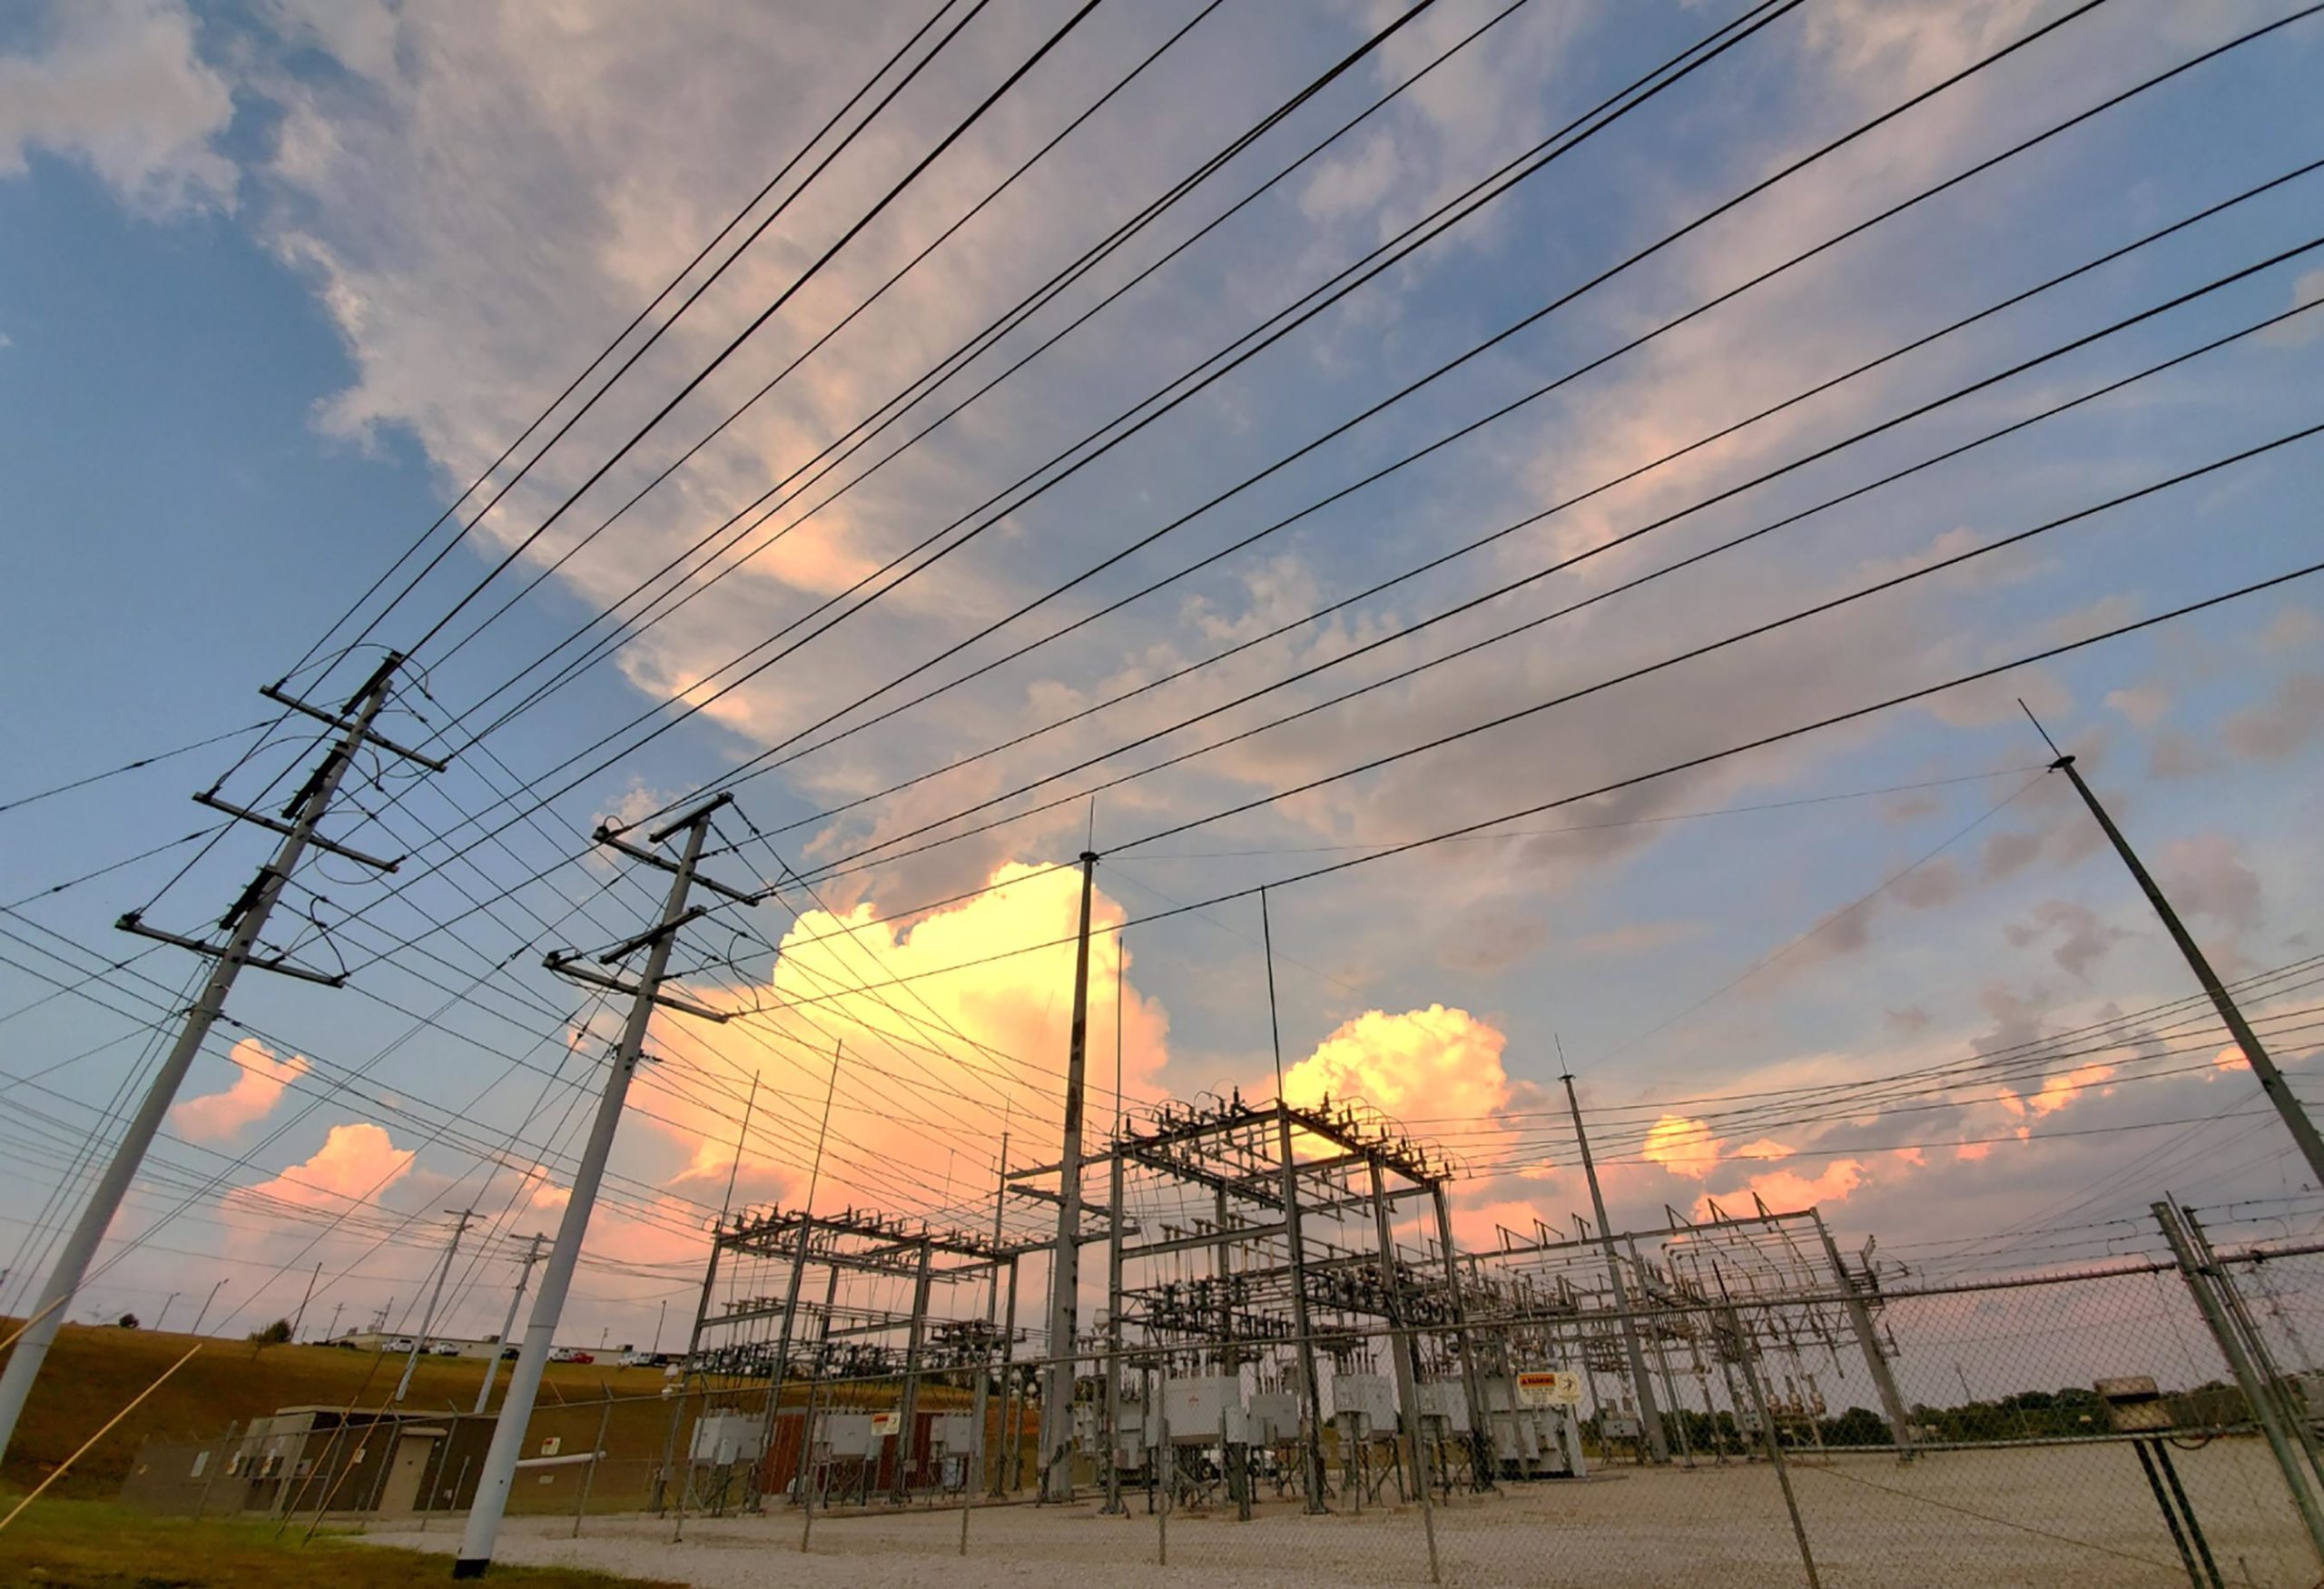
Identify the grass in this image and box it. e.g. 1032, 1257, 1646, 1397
0, 1498, 685, 1587
0, 1321, 675, 1499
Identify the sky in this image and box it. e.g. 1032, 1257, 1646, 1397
1, 0, 2320, 1377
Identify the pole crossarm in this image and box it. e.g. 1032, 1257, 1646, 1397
259, 678, 449, 772
456, 794, 737, 1576
113, 911, 348, 986
0, 652, 423, 1471
543, 952, 732, 1022
192, 790, 403, 871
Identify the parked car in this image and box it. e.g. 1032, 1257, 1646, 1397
548, 1347, 595, 1364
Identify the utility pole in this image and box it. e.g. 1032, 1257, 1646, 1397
327, 1301, 345, 1344
156, 1292, 180, 1333
1811, 1213, 1912, 1457
0, 654, 433, 1467
753, 1043, 841, 1491
476, 1234, 551, 1416
290, 1262, 321, 1344
1039, 849, 1098, 1502
397, 1208, 478, 1402
454, 793, 737, 1578
2034, 724, 2324, 1188
1561, 1072, 1669, 1463
189, 1279, 229, 1337
1262, 889, 1328, 1512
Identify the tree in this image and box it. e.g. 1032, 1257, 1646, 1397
248, 1318, 292, 1346
115, 1313, 140, 1329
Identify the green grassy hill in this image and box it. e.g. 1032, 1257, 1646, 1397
0, 1323, 671, 1498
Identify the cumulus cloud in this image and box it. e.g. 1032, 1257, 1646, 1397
172, 1037, 310, 1142
1997, 1061, 2117, 1137
231, 1121, 415, 1213
1640, 1114, 1722, 1179
1714, 1157, 1866, 1216
1283, 1003, 1511, 1133
0, 0, 237, 215
664, 862, 1168, 1204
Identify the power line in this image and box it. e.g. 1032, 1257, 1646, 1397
300, 0, 974, 679
0, 724, 273, 818
401, 0, 1108, 660
716, 553, 2324, 1016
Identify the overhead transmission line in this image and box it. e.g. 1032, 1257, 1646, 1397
425, 0, 1812, 839
746, 144, 2324, 854
615, 0, 2112, 834
777, 262, 2324, 891
291, 0, 975, 686
701, 554, 2324, 1017
432, 0, 1540, 733
695, 239, 2324, 948
419, 0, 1246, 677
396, 0, 1111, 661
288, 0, 1865, 962
0, 724, 275, 819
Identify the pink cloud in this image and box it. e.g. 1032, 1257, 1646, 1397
171, 1037, 309, 1142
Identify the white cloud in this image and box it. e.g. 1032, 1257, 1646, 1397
0, 0, 237, 215
228, 1120, 415, 1213
171, 1037, 310, 1142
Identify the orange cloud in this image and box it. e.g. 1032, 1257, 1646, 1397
1283, 1004, 1510, 1128
1706, 1158, 1866, 1217
172, 1037, 308, 1142
231, 1121, 414, 1213
656, 863, 1168, 1211
1996, 1062, 2118, 1138
1640, 1114, 1722, 1179
2212, 1045, 2250, 1074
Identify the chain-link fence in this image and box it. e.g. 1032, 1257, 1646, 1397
128, 1226, 2324, 1585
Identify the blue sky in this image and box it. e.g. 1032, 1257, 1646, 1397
2, 0, 2321, 1351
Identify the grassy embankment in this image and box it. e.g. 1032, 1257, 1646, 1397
0, 1497, 684, 1587
0, 1321, 671, 1499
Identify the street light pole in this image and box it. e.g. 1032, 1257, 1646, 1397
189, 1279, 229, 1337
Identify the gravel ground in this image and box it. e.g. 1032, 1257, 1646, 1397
369, 1437, 2322, 1587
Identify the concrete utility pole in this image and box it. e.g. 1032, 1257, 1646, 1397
1039, 850, 1099, 1501
397, 1208, 478, 1402
1561, 1073, 1669, 1463
2044, 745, 2324, 1189
1262, 888, 1328, 1511
455, 794, 737, 1578
475, 1233, 551, 1416
0, 654, 433, 1466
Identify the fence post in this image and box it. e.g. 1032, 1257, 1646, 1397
573, 1396, 612, 1537
1156, 1390, 1169, 1567
2156, 1199, 2324, 1569
798, 1368, 821, 1554
194, 1422, 237, 1519
1728, 1302, 1820, 1589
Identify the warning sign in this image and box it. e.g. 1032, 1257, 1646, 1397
1515, 1370, 1581, 1408
870, 1411, 902, 1437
